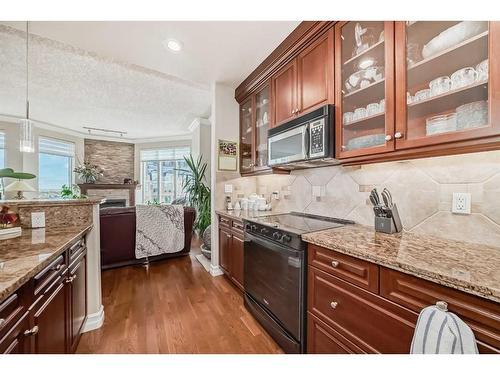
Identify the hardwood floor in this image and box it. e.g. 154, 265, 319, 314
77, 244, 283, 354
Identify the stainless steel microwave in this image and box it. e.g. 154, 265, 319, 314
267, 105, 338, 169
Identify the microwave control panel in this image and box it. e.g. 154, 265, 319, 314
310, 119, 325, 158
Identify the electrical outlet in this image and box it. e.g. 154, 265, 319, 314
31, 212, 46, 228
452, 192, 471, 214
224, 184, 233, 193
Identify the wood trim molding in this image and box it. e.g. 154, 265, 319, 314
82, 304, 104, 333
235, 21, 335, 102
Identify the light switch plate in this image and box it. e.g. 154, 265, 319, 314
452, 192, 471, 214
224, 184, 233, 194
31, 212, 46, 228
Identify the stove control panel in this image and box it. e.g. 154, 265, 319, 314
243, 220, 305, 251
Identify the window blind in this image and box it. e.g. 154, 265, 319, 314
140, 146, 191, 161
39, 137, 75, 157
0, 132, 5, 148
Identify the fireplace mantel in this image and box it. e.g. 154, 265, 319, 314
78, 183, 138, 206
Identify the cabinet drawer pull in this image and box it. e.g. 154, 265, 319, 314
52, 264, 63, 271
385, 135, 392, 141
0, 318, 5, 327
24, 325, 39, 336
331, 260, 339, 268
226, 234, 232, 239
394, 132, 403, 139
65, 275, 77, 284
330, 301, 339, 309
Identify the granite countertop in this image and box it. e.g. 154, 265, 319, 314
302, 225, 500, 303
1, 198, 103, 207
0, 225, 92, 302
216, 209, 287, 221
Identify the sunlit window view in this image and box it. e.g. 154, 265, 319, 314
38, 137, 75, 198
140, 146, 190, 204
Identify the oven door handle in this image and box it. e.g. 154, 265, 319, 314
244, 232, 302, 258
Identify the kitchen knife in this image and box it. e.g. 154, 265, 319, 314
382, 188, 393, 208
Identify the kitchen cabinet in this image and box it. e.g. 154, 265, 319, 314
68, 249, 87, 353
395, 21, 500, 149
272, 28, 334, 127
0, 234, 88, 354
239, 82, 276, 175
31, 275, 68, 354
217, 214, 245, 291
307, 244, 500, 354
335, 21, 395, 159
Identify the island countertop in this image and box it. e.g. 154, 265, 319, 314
0, 225, 92, 303
302, 225, 500, 303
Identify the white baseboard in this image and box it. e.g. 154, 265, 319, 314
82, 305, 105, 333
209, 264, 224, 277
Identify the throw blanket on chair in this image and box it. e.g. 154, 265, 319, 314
135, 204, 185, 259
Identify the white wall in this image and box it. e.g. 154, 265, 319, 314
210, 82, 239, 276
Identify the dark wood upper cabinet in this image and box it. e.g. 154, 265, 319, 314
395, 21, 500, 149
298, 28, 335, 114
239, 96, 254, 174
335, 21, 396, 159
272, 60, 297, 126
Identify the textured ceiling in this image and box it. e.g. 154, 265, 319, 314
0, 24, 212, 140
2, 21, 300, 87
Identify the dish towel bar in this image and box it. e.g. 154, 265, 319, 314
410, 301, 478, 354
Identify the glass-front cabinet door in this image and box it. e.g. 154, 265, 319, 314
335, 21, 395, 158
239, 97, 254, 173
395, 21, 500, 149
254, 84, 270, 170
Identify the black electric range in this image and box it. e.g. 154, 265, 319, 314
242, 212, 354, 353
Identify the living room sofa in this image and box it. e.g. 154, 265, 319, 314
99, 206, 196, 270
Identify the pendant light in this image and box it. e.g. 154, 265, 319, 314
19, 20, 34, 153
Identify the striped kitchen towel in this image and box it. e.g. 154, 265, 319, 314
410, 302, 478, 354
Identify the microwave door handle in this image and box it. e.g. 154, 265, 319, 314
303, 125, 310, 159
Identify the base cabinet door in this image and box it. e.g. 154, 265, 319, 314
230, 235, 244, 291
69, 254, 87, 352
32, 277, 67, 354
219, 227, 231, 274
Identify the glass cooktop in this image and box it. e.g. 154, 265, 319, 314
251, 212, 354, 235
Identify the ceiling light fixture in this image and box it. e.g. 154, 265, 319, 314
164, 39, 183, 53
20, 20, 34, 153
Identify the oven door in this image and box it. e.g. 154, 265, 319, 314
244, 232, 304, 341
268, 123, 309, 166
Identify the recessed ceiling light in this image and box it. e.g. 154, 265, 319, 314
164, 39, 183, 53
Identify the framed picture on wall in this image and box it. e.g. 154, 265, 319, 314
218, 139, 238, 171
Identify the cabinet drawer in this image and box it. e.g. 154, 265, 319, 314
69, 238, 85, 260
219, 215, 231, 228
308, 266, 416, 353
231, 219, 244, 236
308, 244, 379, 293
307, 312, 365, 354
33, 255, 65, 296
0, 287, 29, 339
380, 267, 500, 352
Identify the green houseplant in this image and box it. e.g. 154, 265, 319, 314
176, 154, 211, 235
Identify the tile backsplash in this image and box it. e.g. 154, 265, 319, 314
216, 150, 500, 247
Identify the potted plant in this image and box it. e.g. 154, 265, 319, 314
74, 161, 103, 184
176, 154, 211, 236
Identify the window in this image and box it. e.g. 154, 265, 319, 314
140, 146, 191, 204
38, 137, 75, 198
